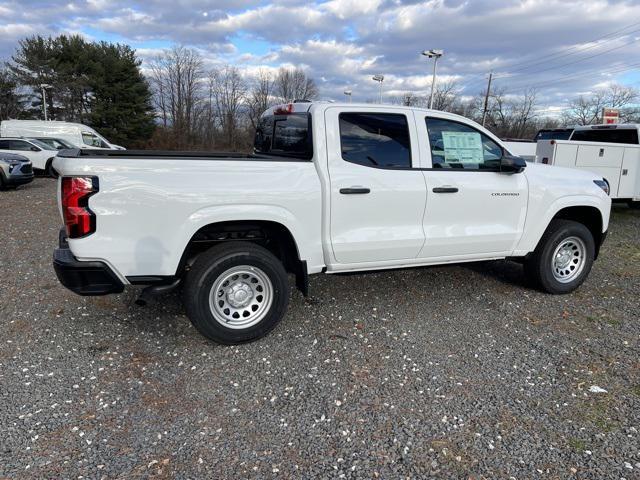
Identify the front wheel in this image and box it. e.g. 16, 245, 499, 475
524, 219, 595, 294
183, 242, 290, 344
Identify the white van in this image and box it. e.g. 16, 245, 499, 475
0, 120, 125, 150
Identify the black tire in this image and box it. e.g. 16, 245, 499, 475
183, 242, 289, 345
45, 158, 58, 178
524, 219, 595, 294
628, 201, 640, 209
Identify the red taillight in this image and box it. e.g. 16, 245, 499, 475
61, 177, 98, 238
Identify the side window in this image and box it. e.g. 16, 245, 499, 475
339, 113, 411, 168
82, 132, 105, 147
9, 140, 33, 151
0, 140, 10, 150
426, 117, 503, 170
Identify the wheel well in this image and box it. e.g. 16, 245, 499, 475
551, 206, 604, 257
178, 220, 308, 295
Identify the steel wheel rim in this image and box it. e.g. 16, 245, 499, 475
208, 265, 273, 329
551, 236, 586, 283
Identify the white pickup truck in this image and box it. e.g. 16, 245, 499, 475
53, 102, 611, 344
536, 123, 640, 207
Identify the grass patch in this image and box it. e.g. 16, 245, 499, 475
568, 438, 587, 453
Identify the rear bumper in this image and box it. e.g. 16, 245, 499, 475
53, 242, 124, 296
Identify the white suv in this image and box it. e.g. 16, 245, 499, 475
0, 137, 59, 176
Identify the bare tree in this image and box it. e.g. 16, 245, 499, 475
485, 87, 538, 138
562, 84, 639, 125
275, 67, 319, 102
148, 46, 204, 145
431, 81, 461, 112
247, 69, 275, 130
209, 65, 247, 150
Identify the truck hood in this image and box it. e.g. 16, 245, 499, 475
524, 160, 604, 182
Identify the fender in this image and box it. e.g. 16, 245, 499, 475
512, 194, 610, 256
175, 203, 325, 275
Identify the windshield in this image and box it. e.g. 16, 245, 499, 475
28, 139, 57, 150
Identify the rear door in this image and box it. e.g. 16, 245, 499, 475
326, 107, 427, 265
417, 115, 528, 258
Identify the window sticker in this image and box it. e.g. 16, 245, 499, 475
442, 131, 483, 163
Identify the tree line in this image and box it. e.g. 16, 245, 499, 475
394, 81, 640, 139
146, 46, 319, 150
1, 35, 639, 150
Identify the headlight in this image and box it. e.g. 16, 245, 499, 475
593, 179, 610, 196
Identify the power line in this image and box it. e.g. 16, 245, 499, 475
500, 61, 640, 94
461, 20, 640, 92
496, 21, 640, 73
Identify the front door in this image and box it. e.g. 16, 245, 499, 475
417, 116, 528, 258
326, 107, 427, 265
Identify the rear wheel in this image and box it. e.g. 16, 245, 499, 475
524, 219, 595, 294
183, 242, 289, 344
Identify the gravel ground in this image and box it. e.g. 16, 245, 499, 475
1, 178, 639, 479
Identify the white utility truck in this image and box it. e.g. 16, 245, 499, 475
0, 120, 125, 150
536, 124, 640, 207
53, 102, 611, 344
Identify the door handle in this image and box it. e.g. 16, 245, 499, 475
432, 186, 459, 193
340, 187, 370, 194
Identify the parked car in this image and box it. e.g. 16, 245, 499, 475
52, 102, 611, 345
32, 137, 77, 150
0, 137, 59, 176
0, 152, 34, 189
0, 120, 125, 150
536, 124, 640, 207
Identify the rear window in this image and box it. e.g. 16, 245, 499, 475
570, 128, 639, 145
534, 129, 573, 141
254, 113, 312, 159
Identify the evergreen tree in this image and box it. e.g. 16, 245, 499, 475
0, 68, 27, 120
87, 42, 156, 147
8, 35, 156, 146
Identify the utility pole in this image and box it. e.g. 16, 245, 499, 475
481, 72, 493, 127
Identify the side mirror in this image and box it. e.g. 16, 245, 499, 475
30, 146, 40, 152
500, 154, 526, 174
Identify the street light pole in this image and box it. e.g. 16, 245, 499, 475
40, 83, 52, 121
421, 50, 444, 110
344, 89, 352, 103
372, 75, 384, 103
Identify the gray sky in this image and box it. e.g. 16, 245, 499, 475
2, 0, 639, 113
